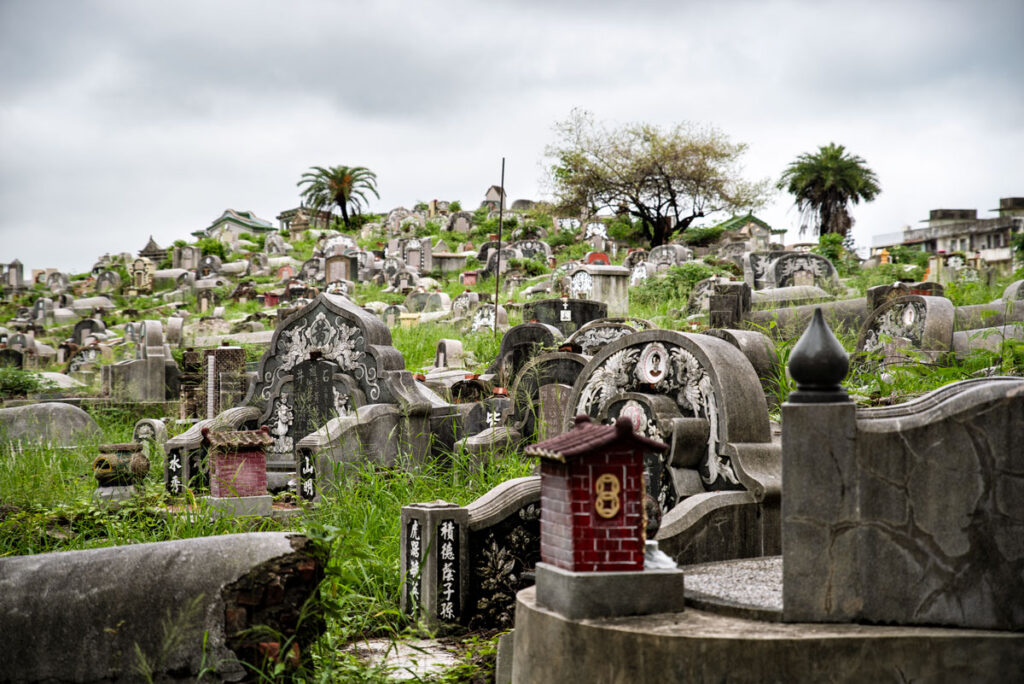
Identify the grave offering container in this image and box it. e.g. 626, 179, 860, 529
526, 415, 686, 621
93, 442, 149, 488
202, 426, 273, 515
529, 415, 664, 573
522, 297, 608, 336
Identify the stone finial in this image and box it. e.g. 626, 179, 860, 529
787, 308, 850, 403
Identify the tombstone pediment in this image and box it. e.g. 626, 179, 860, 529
247, 293, 410, 410
565, 330, 772, 510
512, 240, 551, 260
248, 294, 452, 471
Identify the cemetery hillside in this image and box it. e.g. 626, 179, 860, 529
2, 165, 1023, 682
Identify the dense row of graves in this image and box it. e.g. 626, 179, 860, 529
1, 207, 1022, 681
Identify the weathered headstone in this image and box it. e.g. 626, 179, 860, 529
522, 298, 609, 336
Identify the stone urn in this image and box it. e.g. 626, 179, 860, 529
93, 443, 149, 486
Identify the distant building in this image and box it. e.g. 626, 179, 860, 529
714, 213, 775, 252
276, 206, 333, 239
192, 209, 276, 245
138, 235, 167, 263
871, 197, 1024, 271
480, 185, 506, 211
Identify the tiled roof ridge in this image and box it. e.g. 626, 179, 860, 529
202, 425, 274, 449
524, 415, 667, 462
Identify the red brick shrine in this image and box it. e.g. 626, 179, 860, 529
526, 414, 667, 572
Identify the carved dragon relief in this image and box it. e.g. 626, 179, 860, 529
258, 309, 382, 403
574, 341, 738, 489
570, 325, 635, 356
862, 300, 927, 353
774, 253, 833, 287
265, 371, 356, 459
749, 254, 769, 284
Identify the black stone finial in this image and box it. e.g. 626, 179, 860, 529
787, 308, 851, 403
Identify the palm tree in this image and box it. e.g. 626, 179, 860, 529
297, 165, 379, 229
778, 143, 880, 236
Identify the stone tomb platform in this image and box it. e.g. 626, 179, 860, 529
511, 557, 1023, 683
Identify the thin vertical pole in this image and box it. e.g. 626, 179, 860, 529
494, 157, 506, 339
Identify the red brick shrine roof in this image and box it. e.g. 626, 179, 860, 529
524, 415, 667, 463
202, 426, 274, 451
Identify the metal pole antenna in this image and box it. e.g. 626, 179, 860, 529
494, 157, 505, 339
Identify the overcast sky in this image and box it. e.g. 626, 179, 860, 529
2, 0, 1022, 272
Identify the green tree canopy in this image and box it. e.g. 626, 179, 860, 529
297, 165, 379, 229
545, 110, 769, 247
777, 143, 880, 237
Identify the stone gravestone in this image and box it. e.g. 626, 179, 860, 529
381, 304, 408, 328
128, 257, 156, 295
196, 289, 219, 314
4, 259, 25, 291
250, 295, 459, 499
324, 254, 358, 284
512, 239, 551, 261
322, 234, 357, 257
400, 502, 470, 626
264, 234, 288, 256
403, 290, 430, 314
172, 245, 202, 271
487, 322, 562, 387
485, 247, 522, 278
708, 280, 753, 328
648, 244, 692, 273
95, 270, 122, 294
567, 265, 630, 316
522, 298, 609, 337
508, 350, 590, 440
102, 320, 169, 401
433, 339, 465, 370
0, 348, 24, 368
448, 211, 474, 234
856, 295, 954, 365
380, 256, 404, 285
67, 346, 104, 374
564, 317, 653, 356
451, 291, 481, 321
46, 272, 70, 294
353, 249, 375, 281
198, 254, 222, 278
247, 253, 270, 277
471, 304, 508, 333
402, 237, 433, 272
768, 252, 840, 292
32, 298, 54, 326
289, 355, 337, 450
563, 329, 775, 513
629, 261, 649, 287
584, 221, 608, 246
423, 292, 451, 314
865, 281, 945, 312
622, 249, 648, 270
299, 257, 324, 283
72, 317, 106, 345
